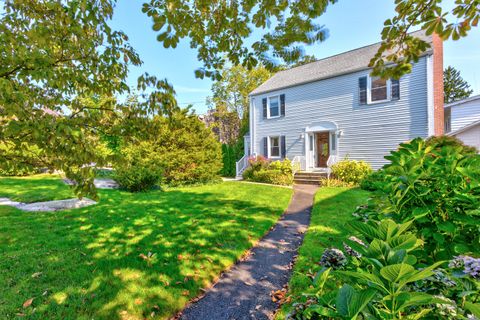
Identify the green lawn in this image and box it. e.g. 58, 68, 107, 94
0, 175, 292, 319
276, 187, 370, 318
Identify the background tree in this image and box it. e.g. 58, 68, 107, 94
444, 66, 473, 103
206, 65, 271, 176
207, 65, 271, 144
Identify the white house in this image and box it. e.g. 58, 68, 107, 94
236, 30, 445, 177
445, 95, 480, 151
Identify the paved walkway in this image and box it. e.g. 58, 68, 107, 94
178, 184, 318, 320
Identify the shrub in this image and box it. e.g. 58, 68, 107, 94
243, 157, 293, 185
331, 159, 373, 185
320, 178, 353, 188
114, 141, 163, 192
151, 113, 222, 185
378, 137, 480, 259
253, 169, 293, 185
359, 169, 388, 191
220, 144, 236, 177
426, 135, 478, 154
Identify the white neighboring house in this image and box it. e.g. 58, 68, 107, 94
236, 30, 445, 177
445, 95, 480, 151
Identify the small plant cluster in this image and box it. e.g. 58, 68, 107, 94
288, 137, 480, 319
242, 156, 293, 185
331, 159, 373, 185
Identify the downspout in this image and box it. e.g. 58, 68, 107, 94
249, 97, 255, 156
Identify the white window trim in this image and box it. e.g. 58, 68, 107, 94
267, 95, 281, 119
267, 135, 281, 159
367, 76, 392, 104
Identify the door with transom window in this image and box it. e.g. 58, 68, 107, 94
315, 132, 329, 167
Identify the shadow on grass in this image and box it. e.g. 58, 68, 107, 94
0, 175, 74, 203
0, 182, 292, 319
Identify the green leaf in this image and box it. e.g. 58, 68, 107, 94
336, 285, 377, 318
380, 264, 415, 282
399, 261, 446, 285
405, 308, 432, 319
349, 221, 383, 240
388, 234, 418, 251
465, 302, 480, 318
397, 292, 450, 310
438, 221, 456, 234
337, 271, 387, 292
313, 267, 331, 292
336, 285, 355, 317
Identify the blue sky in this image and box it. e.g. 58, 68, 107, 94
110, 0, 480, 114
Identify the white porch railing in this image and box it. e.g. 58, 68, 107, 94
326, 155, 340, 179
235, 155, 249, 178
292, 156, 306, 174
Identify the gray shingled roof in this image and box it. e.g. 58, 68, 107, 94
250, 30, 433, 96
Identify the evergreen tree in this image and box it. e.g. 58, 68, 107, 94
444, 66, 473, 103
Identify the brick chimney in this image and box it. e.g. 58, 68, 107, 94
432, 33, 444, 135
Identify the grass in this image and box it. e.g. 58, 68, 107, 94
0, 175, 292, 319
276, 187, 370, 318
0, 174, 74, 203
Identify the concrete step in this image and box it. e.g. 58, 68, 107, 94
294, 171, 327, 177
294, 173, 327, 180
293, 178, 322, 185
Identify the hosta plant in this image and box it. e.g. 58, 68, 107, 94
289, 219, 455, 319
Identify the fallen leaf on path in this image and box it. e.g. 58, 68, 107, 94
271, 289, 288, 304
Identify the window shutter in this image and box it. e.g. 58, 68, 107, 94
280, 94, 286, 117
262, 98, 267, 118
359, 77, 367, 105
391, 79, 400, 100
263, 137, 268, 157
281, 136, 286, 158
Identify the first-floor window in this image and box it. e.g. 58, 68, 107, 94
270, 136, 280, 157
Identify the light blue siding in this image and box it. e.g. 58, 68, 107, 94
250, 57, 429, 169
450, 100, 480, 132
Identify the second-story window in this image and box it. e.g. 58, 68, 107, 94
370, 76, 388, 102
359, 75, 400, 104
268, 96, 280, 118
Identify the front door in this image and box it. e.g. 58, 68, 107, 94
315, 132, 329, 167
